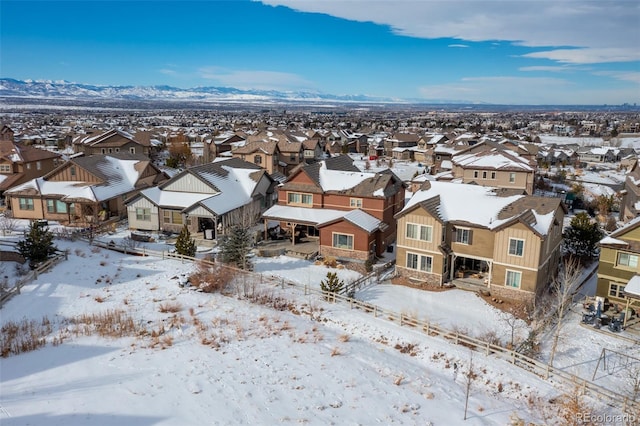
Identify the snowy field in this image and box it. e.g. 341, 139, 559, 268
1, 227, 638, 425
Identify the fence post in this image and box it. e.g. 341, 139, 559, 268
400, 314, 403, 326
374, 305, 377, 317
511, 351, 516, 364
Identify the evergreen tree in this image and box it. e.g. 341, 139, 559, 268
320, 271, 344, 294
562, 212, 603, 263
174, 225, 197, 257
17, 221, 57, 268
218, 225, 253, 270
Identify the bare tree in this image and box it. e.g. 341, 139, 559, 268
549, 256, 583, 367
0, 213, 18, 236
498, 304, 528, 349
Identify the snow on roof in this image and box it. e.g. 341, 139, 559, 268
262, 205, 345, 225
599, 236, 628, 246
139, 186, 211, 209
440, 160, 452, 170
452, 151, 533, 171
318, 161, 374, 192
8, 177, 98, 201
625, 275, 640, 297
340, 209, 382, 233
531, 210, 555, 235
401, 181, 523, 229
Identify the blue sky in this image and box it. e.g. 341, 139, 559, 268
1, 0, 638, 105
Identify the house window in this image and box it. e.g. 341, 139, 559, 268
0, 164, 10, 173
406, 223, 432, 242
617, 252, 639, 268
350, 198, 363, 208
70, 166, 76, 177
115, 148, 120, 152
473, 171, 478, 179
608, 282, 626, 298
136, 207, 151, 221
491, 171, 496, 179
36, 161, 42, 170
509, 173, 516, 183
26, 163, 31, 170
254, 155, 262, 165
332, 233, 353, 250
101, 148, 107, 154
46, 199, 68, 213
287, 192, 312, 206
18, 198, 34, 210
508, 238, 525, 256
163, 210, 183, 225
455, 228, 471, 244
482, 171, 487, 179
406, 252, 433, 272
129, 147, 136, 154
506, 270, 522, 288
108, 148, 113, 153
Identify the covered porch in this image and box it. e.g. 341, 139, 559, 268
449, 253, 492, 290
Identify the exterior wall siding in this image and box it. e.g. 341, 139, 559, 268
493, 223, 541, 269
162, 174, 217, 194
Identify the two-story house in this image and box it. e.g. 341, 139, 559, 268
394, 181, 565, 303
451, 148, 536, 194
597, 217, 640, 306
619, 160, 640, 222
231, 140, 283, 176
0, 126, 62, 201
73, 128, 151, 156
262, 155, 405, 265
5, 152, 167, 226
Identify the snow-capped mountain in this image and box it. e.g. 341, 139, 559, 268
0, 78, 403, 104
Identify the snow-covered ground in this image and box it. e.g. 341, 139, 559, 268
1, 225, 638, 425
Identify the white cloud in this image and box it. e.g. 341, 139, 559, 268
592, 71, 640, 84
523, 48, 640, 64
448, 44, 469, 48
159, 69, 177, 76
259, 0, 639, 64
418, 76, 632, 105
197, 67, 313, 90
519, 66, 578, 72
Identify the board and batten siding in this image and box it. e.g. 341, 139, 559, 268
493, 224, 541, 269
127, 197, 160, 231
396, 211, 442, 254
162, 174, 217, 194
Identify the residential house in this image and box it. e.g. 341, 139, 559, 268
383, 132, 420, 157
262, 155, 406, 265
597, 217, 640, 311
126, 158, 276, 238
394, 181, 565, 303
577, 146, 620, 164
619, 160, 640, 222
451, 148, 536, 194
277, 140, 304, 175
73, 128, 151, 156
5, 152, 167, 226
205, 132, 246, 161
232, 140, 283, 175
0, 127, 62, 200
302, 138, 324, 163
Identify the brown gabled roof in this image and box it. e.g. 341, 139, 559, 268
233, 140, 278, 155
0, 140, 61, 163
277, 140, 302, 154
346, 169, 405, 198
74, 128, 150, 148
302, 139, 319, 150
493, 196, 565, 237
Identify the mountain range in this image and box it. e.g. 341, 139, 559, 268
0, 78, 409, 105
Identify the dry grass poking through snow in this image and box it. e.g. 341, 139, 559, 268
158, 301, 182, 313
1, 317, 52, 357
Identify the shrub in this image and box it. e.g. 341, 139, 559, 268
158, 301, 182, 313
16, 221, 57, 268
320, 271, 344, 294
175, 225, 197, 257
189, 261, 236, 293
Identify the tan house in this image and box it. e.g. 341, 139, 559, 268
5, 153, 167, 226
619, 160, 640, 222
597, 217, 640, 307
451, 148, 536, 194
394, 181, 565, 303
232, 140, 284, 176
0, 127, 62, 199
262, 155, 406, 264
73, 128, 151, 156
125, 158, 276, 237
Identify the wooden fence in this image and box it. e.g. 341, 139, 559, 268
0, 252, 68, 308
90, 239, 639, 414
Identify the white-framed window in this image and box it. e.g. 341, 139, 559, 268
455, 227, 471, 244
350, 198, 363, 208
473, 171, 478, 178
490, 171, 496, 179
508, 238, 525, 256
254, 154, 262, 164
0, 164, 11, 173
482, 171, 487, 179
18, 197, 34, 210
129, 147, 136, 154
70, 166, 76, 177
505, 270, 522, 288
36, 161, 41, 170
608, 282, 626, 298
163, 210, 183, 225
287, 192, 313, 206
509, 172, 516, 183
46, 199, 68, 214
617, 252, 639, 268
101, 148, 107, 154
332, 233, 353, 250
115, 148, 120, 152
406, 223, 432, 242
136, 207, 151, 221
406, 252, 433, 272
